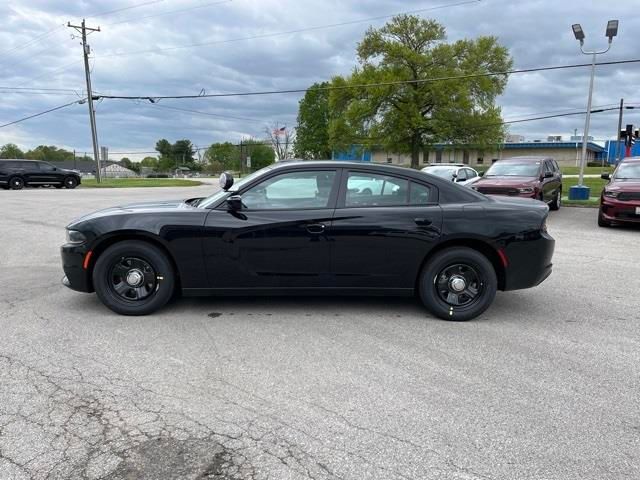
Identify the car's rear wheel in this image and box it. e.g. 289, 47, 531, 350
419, 247, 497, 321
93, 240, 175, 315
9, 176, 25, 190
64, 176, 78, 189
550, 189, 561, 210
597, 209, 611, 227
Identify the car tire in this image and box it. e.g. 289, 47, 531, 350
597, 209, 611, 228
92, 240, 175, 315
9, 176, 25, 190
550, 189, 561, 210
418, 247, 497, 321
64, 176, 78, 189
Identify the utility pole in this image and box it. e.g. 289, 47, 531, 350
574, 128, 578, 166
68, 19, 102, 183
614, 98, 624, 165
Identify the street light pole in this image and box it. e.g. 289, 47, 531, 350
569, 20, 618, 200
578, 51, 597, 187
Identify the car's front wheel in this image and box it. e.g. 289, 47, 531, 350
93, 240, 175, 315
419, 247, 497, 321
597, 209, 611, 227
550, 189, 561, 210
9, 176, 25, 190
64, 176, 78, 189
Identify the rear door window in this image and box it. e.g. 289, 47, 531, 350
345, 172, 408, 207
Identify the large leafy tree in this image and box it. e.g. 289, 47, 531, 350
155, 139, 199, 172
204, 142, 240, 171
0, 143, 24, 159
329, 15, 512, 169
242, 138, 275, 170
294, 83, 332, 159
24, 145, 74, 162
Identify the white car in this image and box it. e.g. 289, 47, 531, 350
421, 164, 480, 187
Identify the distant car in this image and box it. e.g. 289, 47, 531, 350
0, 159, 81, 190
61, 161, 554, 321
471, 156, 562, 210
598, 157, 640, 227
421, 164, 480, 186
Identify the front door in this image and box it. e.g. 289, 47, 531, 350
202, 169, 339, 290
329, 170, 442, 290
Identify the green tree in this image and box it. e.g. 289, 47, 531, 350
119, 157, 141, 174
204, 142, 240, 171
0, 143, 25, 159
140, 156, 159, 170
24, 145, 74, 162
243, 138, 275, 170
155, 139, 197, 172
329, 15, 512, 169
294, 82, 332, 159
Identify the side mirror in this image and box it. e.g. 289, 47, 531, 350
478, 171, 484, 177
219, 171, 234, 191
601, 173, 611, 180
226, 195, 243, 210
544, 171, 554, 178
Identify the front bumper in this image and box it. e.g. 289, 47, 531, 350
61, 243, 93, 292
600, 197, 640, 224
502, 231, 555, 291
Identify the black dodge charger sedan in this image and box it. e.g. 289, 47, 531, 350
61, 161, 554, 321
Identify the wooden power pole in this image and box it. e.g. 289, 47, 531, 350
67, 19, 102, 183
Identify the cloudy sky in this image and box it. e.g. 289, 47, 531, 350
1, 0, 639, 160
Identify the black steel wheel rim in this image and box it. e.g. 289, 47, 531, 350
66, 178, 76, 187
13, 179, 23, 187
108, 256, 157, 302
434, 263, 483, 307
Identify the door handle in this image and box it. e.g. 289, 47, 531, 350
305, 223, 326, 234
414, 218, 432, 226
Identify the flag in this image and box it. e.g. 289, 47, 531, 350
273, 126, 286, 136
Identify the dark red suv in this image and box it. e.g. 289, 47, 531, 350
598, 157, 640, 227
471, 157, 562, 210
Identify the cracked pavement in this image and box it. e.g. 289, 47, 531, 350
0, 186, 639, 479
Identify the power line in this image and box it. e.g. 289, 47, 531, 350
0, 99, 85, 129
105, 108, 623, 155
0, 25, 65, 61
143, 102, 265, 123
105, 0, 232, 26
93, 58, 640, 101
88, 0, 167, 19
96, 0, 481, 58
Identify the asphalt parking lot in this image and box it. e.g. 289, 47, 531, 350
0, 186, 638, 480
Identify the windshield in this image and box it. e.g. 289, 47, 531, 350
198, 166, 272, 208
485, 162, 540, 177
423, 166, 456, 179
614, 163, 640, 179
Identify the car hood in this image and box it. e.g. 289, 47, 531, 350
475, 176, 538, 187
606, 179, 640, 191
67, 199, 197, 227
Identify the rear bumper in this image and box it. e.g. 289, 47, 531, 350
502, 232, 555, 291
61, 243, 93, 292
600, 197, 640, 224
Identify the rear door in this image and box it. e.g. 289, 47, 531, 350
202, 168, 340, 289
329, 169, 442, 290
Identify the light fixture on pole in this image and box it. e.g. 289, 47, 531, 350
568, 20, 619, 201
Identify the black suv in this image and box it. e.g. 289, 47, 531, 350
0, 159, 81, 190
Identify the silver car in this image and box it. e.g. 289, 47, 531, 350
421, 164, 480, 186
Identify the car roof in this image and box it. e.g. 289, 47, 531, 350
424, 163, 465, 167
261, 160, 486, 202
619, 156, 640, 164
495, 156, 551, 163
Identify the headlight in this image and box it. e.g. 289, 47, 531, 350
603, 190, 619, 198
66, 229, 86, 244
518, 187, 534, 194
